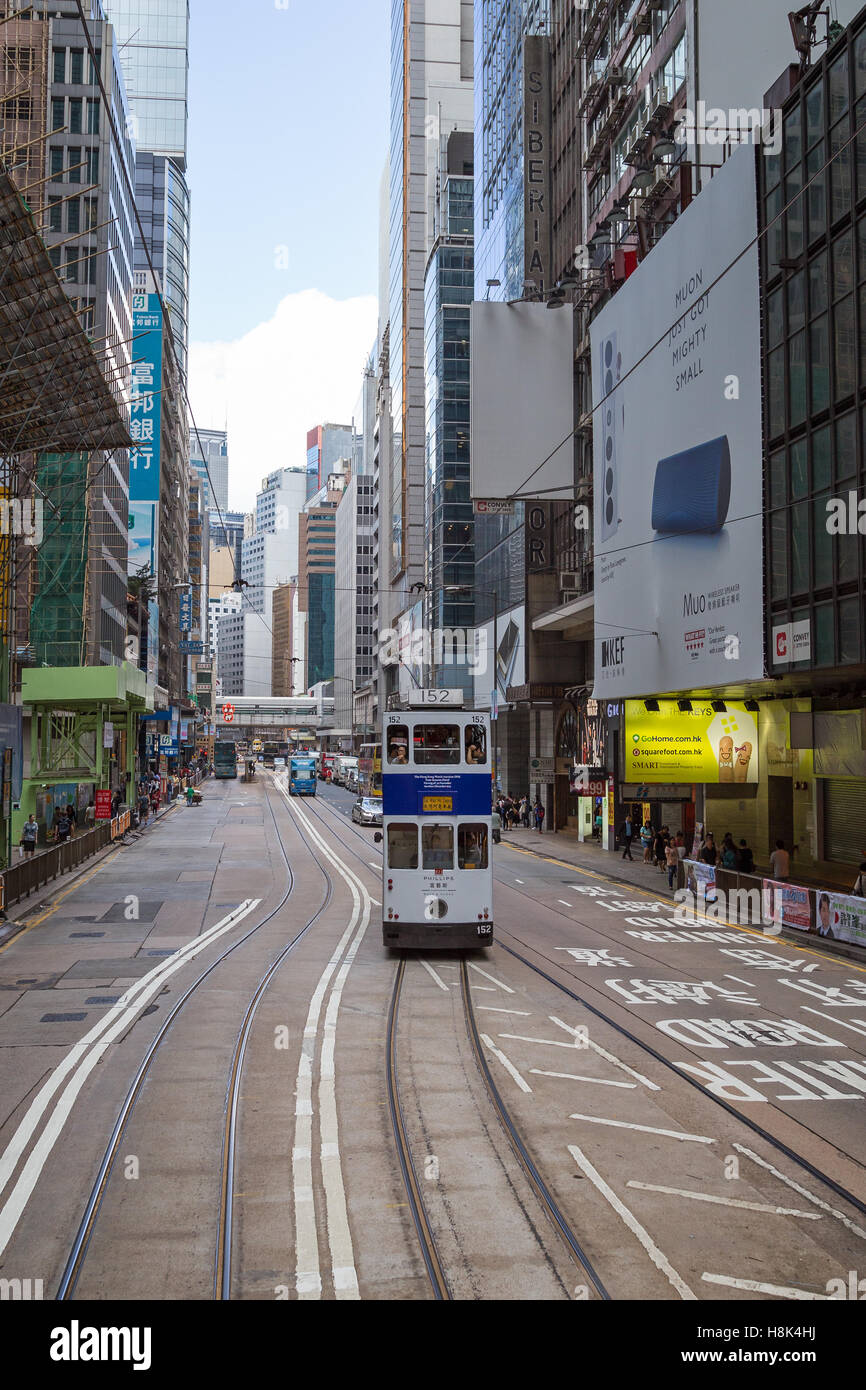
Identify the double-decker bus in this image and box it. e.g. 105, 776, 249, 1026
263, 742, 279, 769
214, 740, 239, 780
289, 754, 317, 796
379, 700, 492, 950
358, 742, 382, 800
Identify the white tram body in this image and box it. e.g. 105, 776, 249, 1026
381, 703, 493, 950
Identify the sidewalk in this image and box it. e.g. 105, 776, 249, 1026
499, 826, 678, 898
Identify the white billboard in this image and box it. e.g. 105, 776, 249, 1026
473, 607, 526, 708
591, 146, 764, 698
471, 302, 574, 501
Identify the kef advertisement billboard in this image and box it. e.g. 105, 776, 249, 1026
127, 293, 163, 578
625, 700, 759, 784
591, 146, 763, 698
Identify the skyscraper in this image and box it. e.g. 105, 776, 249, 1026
190, 427, 229, 513
102, 1, 191, 371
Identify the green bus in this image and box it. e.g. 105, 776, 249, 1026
214, 740, 238, 780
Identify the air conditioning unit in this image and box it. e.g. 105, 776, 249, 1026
560, 571, 579, 590
634, 11, 652, 34
560, 590, 580, 604
628, 196, 645, 222
651, 87, 672, 121
653, 163, 672, 190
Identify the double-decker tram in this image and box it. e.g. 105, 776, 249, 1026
380, 694, 492, 950
213, 740, 239, 780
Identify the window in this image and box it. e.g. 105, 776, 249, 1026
458, 825, 489, 870
48, 197, 62, 233
69, 98, 82, 135
87, 99, 99, 136
48, 247, 61, 271
387, 824, 418, 870
50, 146, 64, 179
422, 825, 453, 870
53, 48, 66, 84
386, 724, 409, 764
67, 199, 79, 234
51, 98, 65, 131
64, 247, 78, 283
413, 724, 460, 765
85, 148, 99, 183
68, 147, 81, 183
69, 49, 84, 85
85, 196, 97, 230
465, 724, 487, 765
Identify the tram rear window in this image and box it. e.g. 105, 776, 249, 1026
422, 824, 453, 869
458, 825, 489, 870
386, 726, 409, 764
413, 724, 460, 764
465, 725, 487, 765
387, 824, 418, 869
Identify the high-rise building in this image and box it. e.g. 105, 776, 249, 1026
216, 610, 271, 699
333, 473, 376, 738
271, 582, 296, 699
102, 1, 191, 371
297, 471, 347, 689
425, 131, 475, 702
190, 427, 229, 512
384, 0, 474, 700
208, 590, 241, 667
208, 510, 246, 582
305, 423, 355, 502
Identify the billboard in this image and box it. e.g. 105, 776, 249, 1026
591, 147, 763, 697
128, 293, 163, 577
473, 607, 526, 709
625, 700, 759, 784
471, 301, 574, 501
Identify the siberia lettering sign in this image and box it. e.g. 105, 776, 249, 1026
524, 35, 551, 296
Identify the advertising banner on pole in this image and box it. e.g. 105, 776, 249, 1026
625, 700, 758, 784
128, 293, 163, 580
591, 147, 763, 698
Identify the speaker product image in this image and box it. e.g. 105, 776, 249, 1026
599, 332, 621, 541
651, 435, 732, 534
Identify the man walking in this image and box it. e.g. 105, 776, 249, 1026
533, 798, 545, 832
620, 813, 635, 860
20, 815, 38, 857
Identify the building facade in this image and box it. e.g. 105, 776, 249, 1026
333, 473, 376, 738
190, 427, 229, 513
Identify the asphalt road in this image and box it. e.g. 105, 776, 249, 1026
0, 772, 863, 1303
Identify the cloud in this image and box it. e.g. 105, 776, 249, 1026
188, 289, 378, 512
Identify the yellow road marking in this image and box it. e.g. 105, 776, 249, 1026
500, 842, 866, 975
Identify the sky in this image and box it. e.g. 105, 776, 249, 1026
186, 0, 387, 511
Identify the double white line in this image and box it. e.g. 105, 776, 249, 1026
0, 899, 261, 1261
276, 783, 373, 1301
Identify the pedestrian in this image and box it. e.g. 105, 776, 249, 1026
85, 799, 95, 829
852, 859, 866, 897
55, 809, 71, 844
491, 805, 501, 844
736, 838, 754, 875
620, 813, 635, 860
675, 831, 686, 859
594, 808, 603, 842
522, 796, 531, 829
641, 820, 654, 864
20, 814, 38, 857
700, 834, 718, 867
653, 828, 667, 872
769, 839, 790, 882
665, 837, 679, 890
533, 798, 545, 832
67, 802, 77, 835
721, 835, 738, 870
139, 790, 150, 827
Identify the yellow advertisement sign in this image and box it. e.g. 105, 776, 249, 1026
625, 701, 758, 784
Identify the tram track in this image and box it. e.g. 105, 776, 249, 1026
56, 774, 336, 1301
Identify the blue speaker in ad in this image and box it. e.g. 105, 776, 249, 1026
651, 435, 732, 534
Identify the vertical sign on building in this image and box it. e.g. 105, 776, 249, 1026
129, 292, 163, 684
524, 35, 551, 297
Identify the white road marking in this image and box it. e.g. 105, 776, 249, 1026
419, 959, 450, 993
568, 1145, 696, 1300
558, 900, 574, 907
0, 899, 262, 1259
471, 985, 496, 991
468, 961, 514, 994
478, 1007, 532, 1016
480, 1034, 532, 1093
626, 1181, 821, 1219
549, 1017, 661, 1091
531, 1070, 636, 1088
733, 1144, 866, 1241
702, 1273, 830, 1300
802, 1006, 866, 1037
281, 789, 371, 1301
368, 862, 379, 869
570, 1114, 715, 1144
370, 898, 381, 906
514, 878, 524, 884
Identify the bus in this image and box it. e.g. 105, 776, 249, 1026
379, 704, 492, 950
358, 742, 382, 800
319, 752, 337, 782
214, 740, 239, 780
289, 754, 317, 796
263, 742, 279, 769
252, 738, 263, 756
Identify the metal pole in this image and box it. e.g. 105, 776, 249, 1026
493, 587, 498, 795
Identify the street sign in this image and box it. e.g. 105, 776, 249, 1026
222, 703, 235, 724
95, 790, 112, 821
103, 722, 115, 749
179, 591, 193, 630
529, 756, 555, 785
180, 640, 204, 656
474, 499, 515, 515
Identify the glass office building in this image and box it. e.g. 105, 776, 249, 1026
103, 1, 191, 369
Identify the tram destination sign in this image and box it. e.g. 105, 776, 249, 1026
408, 689, 464, 708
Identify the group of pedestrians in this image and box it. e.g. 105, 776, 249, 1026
618, 814, 687, 888
696, 831, 756, 875
494, 794, 547, 833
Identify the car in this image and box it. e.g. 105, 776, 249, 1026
352, 796, 383, 827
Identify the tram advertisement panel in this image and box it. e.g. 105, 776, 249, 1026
382, 713, 491, 815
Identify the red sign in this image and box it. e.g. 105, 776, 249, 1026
222, 703, 235, 723
95, 790, 112, 821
